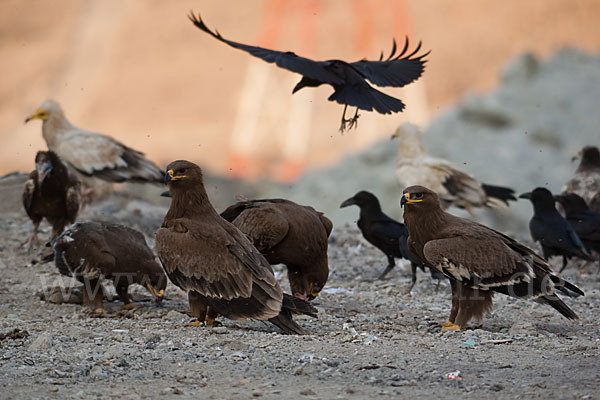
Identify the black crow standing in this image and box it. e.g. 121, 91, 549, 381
188, 12, 429, 132
554, 193, 600, 266
520, 187, 594, 272
340, 190, 441, 291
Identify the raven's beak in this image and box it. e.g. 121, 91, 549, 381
160, 190, 171, 198
519, 192, 532, 200
292, 81, 303, 94
340, 197, 356, 208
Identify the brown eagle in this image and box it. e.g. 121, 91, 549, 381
156, 160, 317, 334
22, 150, 81, 249
220, 197, 332, 301
401, 185, 583, 331
51, 221, 167, 311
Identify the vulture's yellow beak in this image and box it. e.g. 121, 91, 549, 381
25, 109, 48, 123
401, 193, 422, 207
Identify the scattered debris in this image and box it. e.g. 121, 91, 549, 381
445, 370, 462, 380
0, 328, 29, 342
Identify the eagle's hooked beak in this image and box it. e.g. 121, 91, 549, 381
164, 170, 173, 184
401, 193, 422, 207
36, 160, 52, 183
306, 283, 320, 300
165, 169, 187, 184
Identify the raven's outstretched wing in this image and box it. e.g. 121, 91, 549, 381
351, 38, 429, 87
188, 12, 344, 85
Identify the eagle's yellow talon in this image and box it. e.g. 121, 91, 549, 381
184, 320, 203, 327
438, 321, 454, 327
441, 323, 461, 332
205, 316, 215, 326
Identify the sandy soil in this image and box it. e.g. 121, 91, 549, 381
1, 185, 599, 400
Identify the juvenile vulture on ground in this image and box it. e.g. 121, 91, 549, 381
22, 151, 81, 249
156, 160, 317, 334
51, 222, 167, 311
393, 123, 516, 216
188, 12, 429, 132
554, 193, 600, 265
25, 100, 164, 199
563, 146, 600, 212
340, 190, 442, 291
401, 185, 583, 331
520, 188, 595, 272
220, 198, 332, 301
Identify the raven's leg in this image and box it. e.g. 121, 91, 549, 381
378, 255, 396, 279
347, 107, 360, 130
339, 104, 349, 132
559, 255, 568, 273
406, 263, 418, 293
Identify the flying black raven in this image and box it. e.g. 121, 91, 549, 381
188, 12, 429, 132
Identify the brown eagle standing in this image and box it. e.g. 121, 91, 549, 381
22, 150, 81, 249
401, 185, 583, 331
220, 198, 332, 301
156, 160, 317, 334
51, 221, 167, 311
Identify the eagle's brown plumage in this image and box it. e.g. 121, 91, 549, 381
401, 185, 584, 330
156, 161, 317, 334
51, 222, 167, 310
220, 198, 332, 301
563, 146, 600, 212
22, 150, 81, 249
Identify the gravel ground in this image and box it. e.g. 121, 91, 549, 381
1, 192, 599, 400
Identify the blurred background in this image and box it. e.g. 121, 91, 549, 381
2, 0, 600, 230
